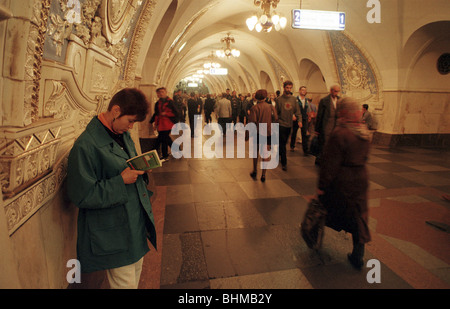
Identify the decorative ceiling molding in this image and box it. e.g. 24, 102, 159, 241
156, 0, 221, 85
263, 50, 291, 89
122, 0, 157, 87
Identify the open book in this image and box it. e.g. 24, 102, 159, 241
126, 149, 162, 171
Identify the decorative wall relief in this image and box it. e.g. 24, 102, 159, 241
44, 0, 143, 82
99, 0, 140, 44
264, 51, 292, 90
328, 31, 383, 110
0, 123, 62, 199
3, 155, 68, 235
24, 0, 52, 125
241, 65, 257, 93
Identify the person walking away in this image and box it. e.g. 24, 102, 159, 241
204, 94, 215, 124
214, 93, 232, 135
248, 89, 278, 182
237, 93, 246, 124
187, 93, 201, 137
173, 89, 185, 123
231, 90, 239, 124
316, 97, 371, 270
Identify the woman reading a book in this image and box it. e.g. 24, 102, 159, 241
67, 88, 157, 289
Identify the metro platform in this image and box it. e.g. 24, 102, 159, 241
75, 131, 450, 290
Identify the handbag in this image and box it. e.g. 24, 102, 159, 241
308, 134, 320, 157
301, 198, 327, 250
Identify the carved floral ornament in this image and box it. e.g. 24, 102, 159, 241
47, 0, 142, 57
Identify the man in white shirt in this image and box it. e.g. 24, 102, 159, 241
290, 86, 311, 155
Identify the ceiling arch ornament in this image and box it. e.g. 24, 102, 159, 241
328, 31, 384, 112
243, 68, 258, 93
156, 2, 220, 86
99, 0, 141, 44
121, 0, 157, 87
263, 51, 291, 89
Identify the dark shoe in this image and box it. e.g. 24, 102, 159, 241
442, 194, 450, 202
250, 171, 257, 180
347, 253, 363, 270
260, 175, 266, 182
282, 165, 287, 171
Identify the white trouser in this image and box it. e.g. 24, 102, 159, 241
106, 257, 144, 289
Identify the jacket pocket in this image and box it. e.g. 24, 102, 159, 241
87, 206, 130, 255
89, 225, 129, 255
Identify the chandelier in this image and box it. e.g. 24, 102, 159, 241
216, 34, 240, 58
246, 0, 287, 32
198, 52, 222, 74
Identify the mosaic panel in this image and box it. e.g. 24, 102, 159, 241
328, 31, 381, 110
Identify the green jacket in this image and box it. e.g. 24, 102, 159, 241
67, 117, 157, 273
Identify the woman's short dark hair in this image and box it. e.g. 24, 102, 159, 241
255, 89, 268, 101
108, 88, 149, 122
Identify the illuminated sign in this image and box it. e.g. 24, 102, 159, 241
188, 83, 198, 87
209, 68, 228, 75
292, 9, 345, 31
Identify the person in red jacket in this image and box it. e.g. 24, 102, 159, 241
150, 87, 179, 161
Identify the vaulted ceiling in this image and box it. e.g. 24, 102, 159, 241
135, 0, 450, 95
139, 0, 356, 94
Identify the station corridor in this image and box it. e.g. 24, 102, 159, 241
1, 0, 450, 292
126, 133, 450, 290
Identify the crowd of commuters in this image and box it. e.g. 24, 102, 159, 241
66, 82, 380, 288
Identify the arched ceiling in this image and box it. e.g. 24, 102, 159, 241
140, 0, 348, 94
136, 0, 449, 94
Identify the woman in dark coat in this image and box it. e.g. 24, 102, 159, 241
316, 97, 371, 270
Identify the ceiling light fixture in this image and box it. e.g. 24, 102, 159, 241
216, 33, 240, 58
203, 51, 221, 73
246, 0, 287, 33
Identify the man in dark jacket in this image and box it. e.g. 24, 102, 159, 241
173, 89, 185, 123
230, 90, 239, 124
314, 85, 341, 165
290, 86, 310, 155
204, 94, 215, 124
187, 93, 202, 137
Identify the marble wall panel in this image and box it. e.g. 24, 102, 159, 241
1, 78, 26, 126
39, 192, 77, 289
10, 209, 50, 288
2, 18, 30, 81
83, 48, 118, 96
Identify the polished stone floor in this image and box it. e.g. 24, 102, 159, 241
135, 129, 450, 290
